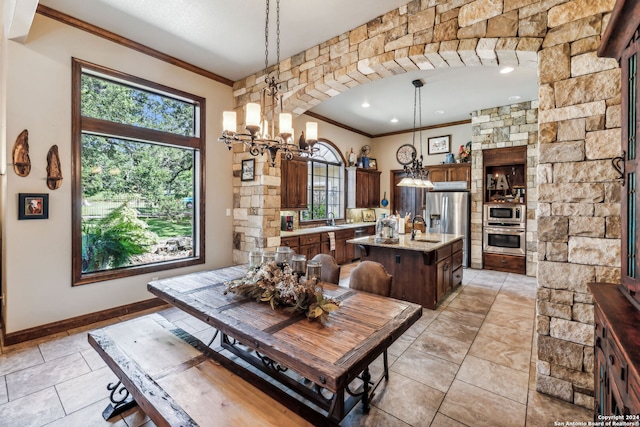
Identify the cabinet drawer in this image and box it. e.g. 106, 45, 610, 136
435, 245, 451, 262
335, 229, 353, 240
483, 253, 525, 274
607, 336, 629, 398
299, 233, 321, 245
281, 236, 299, 248
451, 250, 463, 270
452, 239, 463, 254
452, 266, 463, 287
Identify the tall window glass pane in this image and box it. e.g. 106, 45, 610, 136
301, 142, 343, 221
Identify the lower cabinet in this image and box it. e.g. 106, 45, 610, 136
483, 252, 525, 274
590, 283, 640, 416
298, 233, 321, 260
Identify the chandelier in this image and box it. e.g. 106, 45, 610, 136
219, 0, 318, 167
397, 79, 434, 188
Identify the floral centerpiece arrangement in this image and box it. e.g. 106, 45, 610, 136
224, 261, 339, 323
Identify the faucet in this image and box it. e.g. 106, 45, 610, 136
411, 215, 426, 240
326, 212, 335, 226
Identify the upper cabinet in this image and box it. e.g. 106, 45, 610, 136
348, 168, 380, 208
482, 146, 526, 203
426, 163, 471, 189
281, 156, 308, 210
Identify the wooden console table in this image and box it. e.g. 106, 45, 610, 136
146, 265, 422, 423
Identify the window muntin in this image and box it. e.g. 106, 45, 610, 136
72, 59, 205, 285
301, 141, 344, 221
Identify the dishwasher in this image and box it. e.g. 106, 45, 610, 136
353, 227, 369, 260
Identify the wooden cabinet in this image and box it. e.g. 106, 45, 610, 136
298, 233, 321, 260
359, 237, 463, 309
483, 146, 526, 203
333, 229, 354, 265
281, 156, 308, 209
590, 283, 640, 417
483, 252, 526, 274
355, 169, 381, 208
426, 163, 471, 188
280, 236, 300, 254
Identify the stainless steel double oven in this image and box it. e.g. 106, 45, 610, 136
483, 204, 526, 256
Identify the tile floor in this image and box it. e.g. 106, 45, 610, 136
0, 266, 594, 426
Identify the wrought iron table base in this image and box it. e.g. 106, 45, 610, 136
101, 380, 137, 420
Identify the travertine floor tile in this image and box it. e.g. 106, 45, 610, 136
440, 379, 526, 427
0, 387, 65, 426
44, 398, 129, 427
477, 322, 532, 353
391, 347, 459, 393
483, 309, 534, 332
55, 366, 118, 414
39, 332, 93, 362
387, 332, 415, 358
456, 355, 529, 404
430, 412, 467, 427
0, 376, 7, 405
438, 305, 486, 328
425, 315, 479, 344
445, 296, 492, 315
81, 347, 108, 371
410, 329, 472, 364
468, 335, 531, 372
0, 346, 44, 377
370, 372, 444, 426
6, 352, 90, 400
526, 389, 593, 426
340, 405, 410, 427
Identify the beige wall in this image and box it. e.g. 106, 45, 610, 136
2, 15, 234, 333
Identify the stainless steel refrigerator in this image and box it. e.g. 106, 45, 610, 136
423, 191, 471, 267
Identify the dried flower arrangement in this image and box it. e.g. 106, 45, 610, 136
224, 261, 339, 323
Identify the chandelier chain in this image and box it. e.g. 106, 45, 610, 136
264, 0, 270, 74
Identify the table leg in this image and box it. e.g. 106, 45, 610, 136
361, 367, 371, 414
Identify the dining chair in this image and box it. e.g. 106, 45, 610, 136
348, 260, 393, 381
310, 253, 341, 285
348, 260, 392, 297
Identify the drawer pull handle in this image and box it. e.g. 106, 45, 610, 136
500, 259, 507, 263
596, 337, 601, 348
609, 355, 615, 365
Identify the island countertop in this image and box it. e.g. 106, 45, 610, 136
347, 232, 463, 252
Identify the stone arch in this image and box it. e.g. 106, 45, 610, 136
231, 0, 620, 411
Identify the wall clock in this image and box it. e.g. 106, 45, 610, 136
396, 144, 416, 165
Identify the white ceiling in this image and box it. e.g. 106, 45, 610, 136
37, 0, 539, 135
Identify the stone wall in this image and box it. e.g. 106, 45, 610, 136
470, 101, 539, 276
228, 0, 620, 408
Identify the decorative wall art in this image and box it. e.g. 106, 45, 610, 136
18, 193, 49, 220
368, 158, 378, 170
241, 158, 255, 181
47, 145, 63, 190
362, 209, 376, 222
12, 129, 31, 177
428, 135, 451, 155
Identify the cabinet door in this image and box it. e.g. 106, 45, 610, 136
448, 164, 470, 185
368, 172, 380, 207
436, 257, 451, 301
356, 170, 367, 208
428, 167, 447, 183
281, 158, 308, 209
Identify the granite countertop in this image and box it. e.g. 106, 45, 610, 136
281, 222, 376, 237
346, 232, 463, 252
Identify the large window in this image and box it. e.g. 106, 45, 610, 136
301, 141, 344, 222
72, 59, 205, 285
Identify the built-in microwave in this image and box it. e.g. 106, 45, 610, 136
484, 203, 526, 226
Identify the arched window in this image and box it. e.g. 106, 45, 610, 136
301, 141, 344, 222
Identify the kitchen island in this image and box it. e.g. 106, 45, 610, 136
347, 233, 464, 309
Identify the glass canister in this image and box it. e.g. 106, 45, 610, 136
306, 261, 322, 281
249, 250, 263, 269
275, 246, 292, 266
375, 216, 399, 243
262, 251, 276, 264
291, 254, 306, 276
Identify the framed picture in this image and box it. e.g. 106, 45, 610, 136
369, 158, 377, 170
18, 193, 49, 220
362, 209, 376, 222
428, 135, 451, 155
241, 158, 255, 181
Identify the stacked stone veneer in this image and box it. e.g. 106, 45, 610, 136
229, 0, 620, 408
470, 101, 539, 276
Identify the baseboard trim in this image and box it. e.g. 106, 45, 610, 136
2, 298, 169, 347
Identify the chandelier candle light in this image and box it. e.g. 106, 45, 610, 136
220, 0, 319, 166
396, 79, 434, 188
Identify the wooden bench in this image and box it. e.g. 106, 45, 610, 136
88, 313, 323, 426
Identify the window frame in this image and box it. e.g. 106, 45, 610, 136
301, 139, 345, 224
71, 58, 206, 286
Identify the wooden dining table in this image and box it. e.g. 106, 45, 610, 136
147, 265, 422, 423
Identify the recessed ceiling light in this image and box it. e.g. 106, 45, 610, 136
508, 95, 521, 101
361, 102, 370, 108
434, 110, 445, 115
390, 118, 398, 123
500, 67, 514, 74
